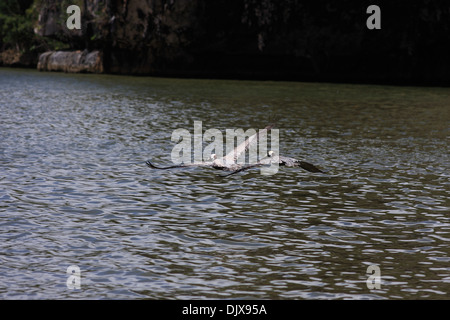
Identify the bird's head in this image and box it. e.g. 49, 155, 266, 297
210, 154, 217, 160
268, 150, 275, 157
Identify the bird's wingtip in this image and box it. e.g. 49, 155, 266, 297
299, 161, 324, 173
145, 160, 156, 168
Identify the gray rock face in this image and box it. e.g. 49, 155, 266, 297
37, 50, 103, 73
34, 0, 199, 74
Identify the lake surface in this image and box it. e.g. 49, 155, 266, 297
0, 68, 449, 299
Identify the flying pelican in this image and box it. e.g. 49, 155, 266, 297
145, 125, 323, 176
146, 124, 273, 172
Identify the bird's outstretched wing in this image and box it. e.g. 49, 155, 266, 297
221, 153, 277, 177
146, 160, 186, 169
223, 124, 274, 164
278, 156, 323, 173
220, 163, 264, 177
146, 160, 210, 170
298, 161, 323, 173
222, 158, 323, 177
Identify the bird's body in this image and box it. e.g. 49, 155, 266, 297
146, 125, 323, 176
217, 151, 323, 176
146, 154, 251, 172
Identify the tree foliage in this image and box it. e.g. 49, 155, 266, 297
0, 0, 36, 51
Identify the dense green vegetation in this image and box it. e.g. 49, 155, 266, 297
0, 0, 67, 65
0, 0, 35, 51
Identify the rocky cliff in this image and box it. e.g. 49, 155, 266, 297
34, 0, 202, 74
37, 50, 103, 73
3, 0, 450, 84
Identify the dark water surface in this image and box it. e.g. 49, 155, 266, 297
0, 68, 449, 299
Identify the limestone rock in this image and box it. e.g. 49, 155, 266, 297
37, 50, 103, 73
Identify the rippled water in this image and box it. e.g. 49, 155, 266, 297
0, 68, 449, 299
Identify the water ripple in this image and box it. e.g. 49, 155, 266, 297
1, 68, 449, 299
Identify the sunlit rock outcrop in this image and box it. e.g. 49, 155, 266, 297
37, 50, 103, 73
